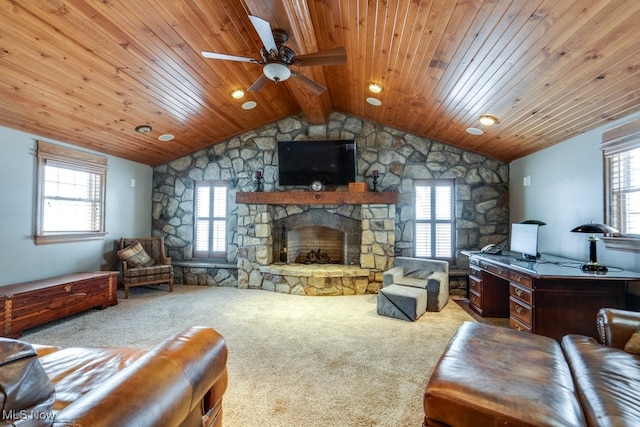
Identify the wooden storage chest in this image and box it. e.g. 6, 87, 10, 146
1, 271, 118, 338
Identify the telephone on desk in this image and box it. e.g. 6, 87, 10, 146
480, 244, 503, 255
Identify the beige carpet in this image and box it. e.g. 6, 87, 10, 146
23, 285, 477, 427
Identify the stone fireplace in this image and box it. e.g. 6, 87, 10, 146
275, 210, 362, 265
235, 191, 397, 295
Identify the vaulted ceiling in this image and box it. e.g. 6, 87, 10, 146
2, 0, 640, 166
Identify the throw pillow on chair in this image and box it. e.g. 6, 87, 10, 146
117, 241, 155, 268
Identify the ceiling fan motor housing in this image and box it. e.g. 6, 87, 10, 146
261, 29, 295, 83
272, 29, 289, 48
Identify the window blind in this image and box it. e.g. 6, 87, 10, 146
43, 164, 102, 232
602, 119, 640, 237
608, 148, 640, 236
35, 141, 107, 244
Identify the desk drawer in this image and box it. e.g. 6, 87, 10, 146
469, 276, 482, 294
509, 283, 532, 306
509, 271, 532, 288
509, 296, 532, 326
469, 290, 481, 312
481, 262, 509, 280
510, 316, 532, 333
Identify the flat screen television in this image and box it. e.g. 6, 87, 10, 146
510, 223, 539, 260
277, 140, 357, 186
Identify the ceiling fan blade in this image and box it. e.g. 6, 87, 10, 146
290, 72, 326, 95
294, 47, 347, 66
201, 51, 261, 64
248, 15, 277, 54
247, 74, 270, 92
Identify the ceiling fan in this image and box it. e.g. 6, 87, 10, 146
201, 15, 346, 95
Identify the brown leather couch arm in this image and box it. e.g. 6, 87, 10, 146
32, 344, 61, 357
52, 326, 228, 427
597, 308, 640, 349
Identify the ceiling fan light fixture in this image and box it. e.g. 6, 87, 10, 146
263, 62, 291, 83
479, 115, 499, 126
230, 89, 245, 99
368, 83, 383, 93
135, 125, 152, 134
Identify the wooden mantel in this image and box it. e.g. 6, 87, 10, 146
236, 191, 399, 205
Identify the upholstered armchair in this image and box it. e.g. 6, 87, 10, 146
118, 237, 173, 299
383, 257, 449, 311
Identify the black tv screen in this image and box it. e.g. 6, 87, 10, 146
277, 140, 357, 186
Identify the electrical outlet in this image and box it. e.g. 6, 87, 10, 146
523, 176, 531, 186
130, 179, 136, 188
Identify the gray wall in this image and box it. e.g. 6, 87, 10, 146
0, 126, 153, 285
510, 111, 640, 273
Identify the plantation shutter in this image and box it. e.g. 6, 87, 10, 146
414, 180, 455, 261
194, 181, 228, 258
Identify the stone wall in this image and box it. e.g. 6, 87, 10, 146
152, 112, 509, 287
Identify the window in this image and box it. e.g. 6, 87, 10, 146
194, 181, 228, 258
414, 179, 455, 262
35, 141, 107, 245
607, 148, 640, 235
602, 119, 640, 252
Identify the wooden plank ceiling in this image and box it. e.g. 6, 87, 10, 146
1, 0, 639, 166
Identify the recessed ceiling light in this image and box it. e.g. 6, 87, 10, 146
231, 89, 245, 99
135, 125, 152, 134
242, 101, 257, 110
366, 97, 382, 106
466, 127, 484, 135
158, 134, 174, 142
479, 115, 498, 126
368, 83, 383, 93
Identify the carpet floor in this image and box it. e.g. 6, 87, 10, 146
23, 285, 479, 427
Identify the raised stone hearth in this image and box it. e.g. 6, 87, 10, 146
260, 264, 372, 295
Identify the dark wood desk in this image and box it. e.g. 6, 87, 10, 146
463, 251, 640, 341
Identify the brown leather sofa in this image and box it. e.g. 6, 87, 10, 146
423, 308, 640, 427
1, 326, 228, 427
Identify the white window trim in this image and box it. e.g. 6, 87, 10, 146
601, 119, 640, 253
35, 141, 107, 245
